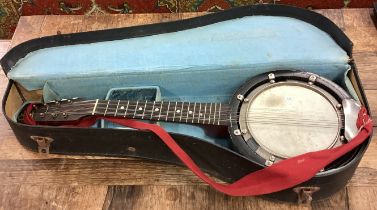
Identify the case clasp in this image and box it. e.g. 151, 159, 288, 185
293, 186, 320, 204
30, 136, 54, 154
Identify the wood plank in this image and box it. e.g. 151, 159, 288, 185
342, 8, 377, 53
0, 40, 10, 53
342, 8, 375, 28
10, 16, 45, 48
347, 186, 377, 210
353, 52, 377, 90
102, 185, 311, 210
349, 167, 377, 187
312, 188, 348, 210
315, 9, 345, 29
0, 185, 108, 210
365, 89, 377, 119
0, 158, 203, 185
40, 15, 84, 36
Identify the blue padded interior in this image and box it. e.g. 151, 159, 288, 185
8, 15, 352, 145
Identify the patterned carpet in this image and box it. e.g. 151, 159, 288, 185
0, 0, 375, 39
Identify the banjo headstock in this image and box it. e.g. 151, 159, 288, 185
31, 97, 89, 122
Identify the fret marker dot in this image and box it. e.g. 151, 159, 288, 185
188, 111, 193, 114
176, 110, 180, 113
120, 106, 125, 109
155, 108, 159, 111
138, 107, 143, 111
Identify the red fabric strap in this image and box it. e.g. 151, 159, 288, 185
23, 104, 373, 196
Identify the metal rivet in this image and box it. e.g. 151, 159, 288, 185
265, 160, 273, 166
309, 75, 317, 83
39, 113, 45, 118
269, 156, 275, 162
241, 129, 248, 134
336, 104, 342, 109
268, 73, 275, 80
340, 136, 346, 143
62, 113, 67, 118
127, 147, 136, 152
237, 94, 244, 101
244, 98, 249, 103
233, 129, 241, 136
268, 73, 276, 83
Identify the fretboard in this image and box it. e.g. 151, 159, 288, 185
92, 100, 230, 126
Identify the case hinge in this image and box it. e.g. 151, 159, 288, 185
293, 186, 320, 204
30, 136, 54, 154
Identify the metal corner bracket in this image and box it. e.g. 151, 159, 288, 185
30, 136, 54, 154
293, 186, 320, 204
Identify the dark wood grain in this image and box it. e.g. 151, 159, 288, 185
102, 185, 310, 210
0, 185, 108, 210
347, 187, 377, 210
0, 8, 375, 210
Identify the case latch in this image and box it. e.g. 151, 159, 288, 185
293, 186, 320, 204
30, 136, 54, 154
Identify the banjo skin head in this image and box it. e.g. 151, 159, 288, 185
228, 70, 351, 167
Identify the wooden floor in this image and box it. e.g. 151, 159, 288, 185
0, 8, 376, 210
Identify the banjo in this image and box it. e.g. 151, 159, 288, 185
29, 71, 362, 166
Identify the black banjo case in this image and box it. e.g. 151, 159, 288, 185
0, 4, 372, 203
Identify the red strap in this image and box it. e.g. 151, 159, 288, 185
23, 104, 373, 196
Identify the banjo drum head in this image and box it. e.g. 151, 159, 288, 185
230, 71, 348, 166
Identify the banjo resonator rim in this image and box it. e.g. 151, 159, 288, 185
229, 71, 351, 167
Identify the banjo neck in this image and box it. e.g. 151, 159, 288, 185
92, 100, 230, 126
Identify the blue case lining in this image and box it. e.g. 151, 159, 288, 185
7, 15, 352, 145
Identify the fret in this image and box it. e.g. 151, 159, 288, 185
142, 100, 147, 119
114, 100, 120, 117
185, 102, 191, 123
92, 99, 99, 115
203, 103, 207, 124
213, 103, 217, 125
133, 101, 139, 118
124, 101, 130, 117
179, 102, 184, 122
104, 100, 110, 116
173, 102, 177, 122
150, 101, 156, 120
158, 101, 163, 120
198, 103, 202, 123
166, 101, 171, 121
192, 102, 196, 123
218, 103, 221, 125
208, 103, 212, 124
